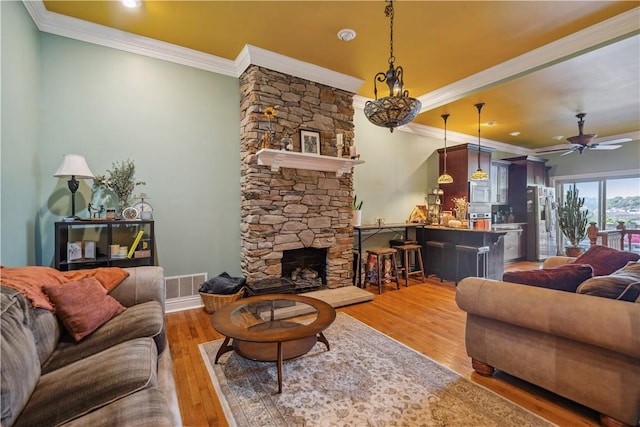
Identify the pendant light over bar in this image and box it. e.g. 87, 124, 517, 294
470, 103, 489, 180
364, 0, 421, 133
437, 114, 453, 184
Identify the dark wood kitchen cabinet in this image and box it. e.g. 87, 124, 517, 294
438, 143, 493, 212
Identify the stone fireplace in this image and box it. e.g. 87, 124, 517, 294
239, 65, 356, 288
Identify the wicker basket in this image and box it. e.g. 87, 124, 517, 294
199, 287, 245, 314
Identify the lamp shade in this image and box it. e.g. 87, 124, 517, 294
54, 154, 94, 179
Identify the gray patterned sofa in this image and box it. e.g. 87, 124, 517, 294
0, 266, 181, 427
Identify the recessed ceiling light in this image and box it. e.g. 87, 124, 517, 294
552, 135, 564, 140
337, 29, 357, 42
122, 0, 141, 8
509, 131, 521, 136
483, 120, 497, 126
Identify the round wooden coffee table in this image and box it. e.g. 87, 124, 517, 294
210, 293, 336, 393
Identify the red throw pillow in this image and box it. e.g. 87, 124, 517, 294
503, 263, 594, 292
572, 245, 640, 276
42, 276, 126, 341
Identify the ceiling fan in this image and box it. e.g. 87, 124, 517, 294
536, 112, 632, 156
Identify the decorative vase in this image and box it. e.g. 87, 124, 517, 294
565, 246, 582, 257
352, 210, 362, 227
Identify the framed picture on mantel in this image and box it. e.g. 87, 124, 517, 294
300, 129, 320, 155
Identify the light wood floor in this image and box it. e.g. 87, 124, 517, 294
166, 262, 600, 427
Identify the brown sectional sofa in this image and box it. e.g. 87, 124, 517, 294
456, 256, 640, 426
0, 266, 181, 427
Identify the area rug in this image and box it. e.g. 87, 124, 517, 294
199, 313, 554, 427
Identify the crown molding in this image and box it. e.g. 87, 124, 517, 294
417, 7, 640, 112
22, 1, 363, 93
22, 0, 237, 75
234, 45, 363, 93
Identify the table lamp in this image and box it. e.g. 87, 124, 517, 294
54, 154, 95, 219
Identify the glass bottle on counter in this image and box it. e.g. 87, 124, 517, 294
507, 207, 515, 223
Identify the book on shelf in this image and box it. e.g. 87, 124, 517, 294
127, 230, 145, 259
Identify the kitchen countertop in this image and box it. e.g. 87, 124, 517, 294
421, 225, 507, 234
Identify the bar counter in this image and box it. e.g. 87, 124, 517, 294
353, 223, 506, 286
416, 225, 506, 282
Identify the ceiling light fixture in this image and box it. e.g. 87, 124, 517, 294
509, 131, 521, 137
337, 29, 356, 42
364, 0, 421, 133
470, 103, 489, 181
122, 0, 141, 8
437, 114, 453, 184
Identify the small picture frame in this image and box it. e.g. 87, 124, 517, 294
83, 241, 96, 260
67, 242, 83, 261
300, 129, 321, 155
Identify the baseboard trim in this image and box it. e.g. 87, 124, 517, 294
165, 295, 203, 313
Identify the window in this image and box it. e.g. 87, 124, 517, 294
556, 174, 640, 253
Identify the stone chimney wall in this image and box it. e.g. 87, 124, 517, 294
239, 65, 356, 288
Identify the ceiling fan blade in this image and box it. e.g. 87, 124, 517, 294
535, 147, 572, 154
594, 137, 633, 146
590, 144, 621, 150
560, 147, 579, 156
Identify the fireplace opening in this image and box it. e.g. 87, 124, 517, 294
282, 247, 327, 293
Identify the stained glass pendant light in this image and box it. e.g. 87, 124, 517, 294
470, 103, 489, 180
437, 114, 453, 184
364, 0, 421, 133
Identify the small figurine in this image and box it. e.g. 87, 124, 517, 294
87, 203, 105, 219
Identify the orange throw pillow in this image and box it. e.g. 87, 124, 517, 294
42, 276, 126, 341
62, 267, 129, 292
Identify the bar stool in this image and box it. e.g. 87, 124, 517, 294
389, 239, 418, 272
425, 241, 446, 282
455, 245, 490, 285
393, 244, 425, 286
365, 248, 400, 294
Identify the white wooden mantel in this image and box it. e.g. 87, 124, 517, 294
256, 149, 364, 177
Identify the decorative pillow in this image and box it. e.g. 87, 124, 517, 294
42, 276, 126, 341
577, 261, 640, 302
62, 267, 129, 292
503, 263, 594, 292
572, 245, 640, 276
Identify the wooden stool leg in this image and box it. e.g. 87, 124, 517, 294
416, 248, 426, 283
377, 254, 383, 294
391, 252, 400, 289
403, 249, 409, 287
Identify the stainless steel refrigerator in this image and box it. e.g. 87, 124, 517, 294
526, 186, 557, 261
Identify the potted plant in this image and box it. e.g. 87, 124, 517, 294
557, 185, 589, 257
352, 195, 363, 227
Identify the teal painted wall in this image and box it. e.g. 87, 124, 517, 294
2, 2, 242, 279
352, 112, 442, 226
1, 1, 41, 266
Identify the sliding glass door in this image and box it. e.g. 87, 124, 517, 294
556, 175, 639, 253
